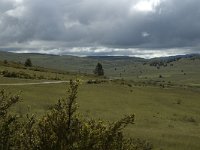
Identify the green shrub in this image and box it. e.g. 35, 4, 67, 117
87, 79, 107, 84
2, 70, 33, 79
0, 89, 21, 150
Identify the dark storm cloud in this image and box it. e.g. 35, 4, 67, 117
0, 0, 200, 56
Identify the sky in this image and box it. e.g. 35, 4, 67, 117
0, 0, 200, 58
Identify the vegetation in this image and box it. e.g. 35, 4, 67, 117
3, 60, 8, 64
0, 70, 61, 80
87, 79, 108, 84
1, 70, 34, 79
94, 63, 104, 76
24, 58, 32, 67
0, 52, 200, 150
0, 89, 21, 149
1, 52, 200, 85
0, 81, 152, 150
0, 60, 97, 82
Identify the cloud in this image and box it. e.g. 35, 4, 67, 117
0, 0, 200, 57
12, 46, 195, 59
132, 0, 161, 12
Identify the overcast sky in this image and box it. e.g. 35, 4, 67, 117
0, 0, 200, 58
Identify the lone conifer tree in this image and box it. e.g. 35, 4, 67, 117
24, 58, 32, 67
94, 62, 104, 76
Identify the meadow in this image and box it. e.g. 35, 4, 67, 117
0, 52, 200, 150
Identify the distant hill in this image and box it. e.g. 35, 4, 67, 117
0, 51, 146, 74
151, 54, 200, 62
87, 56, 145, 62
0, 51, 200, 75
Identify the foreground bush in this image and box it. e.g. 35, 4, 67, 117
0, 89, 21, 149
0, 80, 152, 150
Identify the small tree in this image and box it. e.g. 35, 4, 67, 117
94, 63, 104, 76
3, 60, 8, 64
24, 58, 32, 67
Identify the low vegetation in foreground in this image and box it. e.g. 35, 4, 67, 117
0, 80, 152, 150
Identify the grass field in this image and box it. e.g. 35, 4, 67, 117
0, 52, 200, 150
0, 81, 200, 150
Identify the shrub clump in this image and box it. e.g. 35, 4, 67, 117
87, 79, 108, 84
2, 70, 33, 79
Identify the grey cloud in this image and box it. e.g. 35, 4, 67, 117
0, 0, 14, 13
12, 47, 194, 58
0, 0, 200, 56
